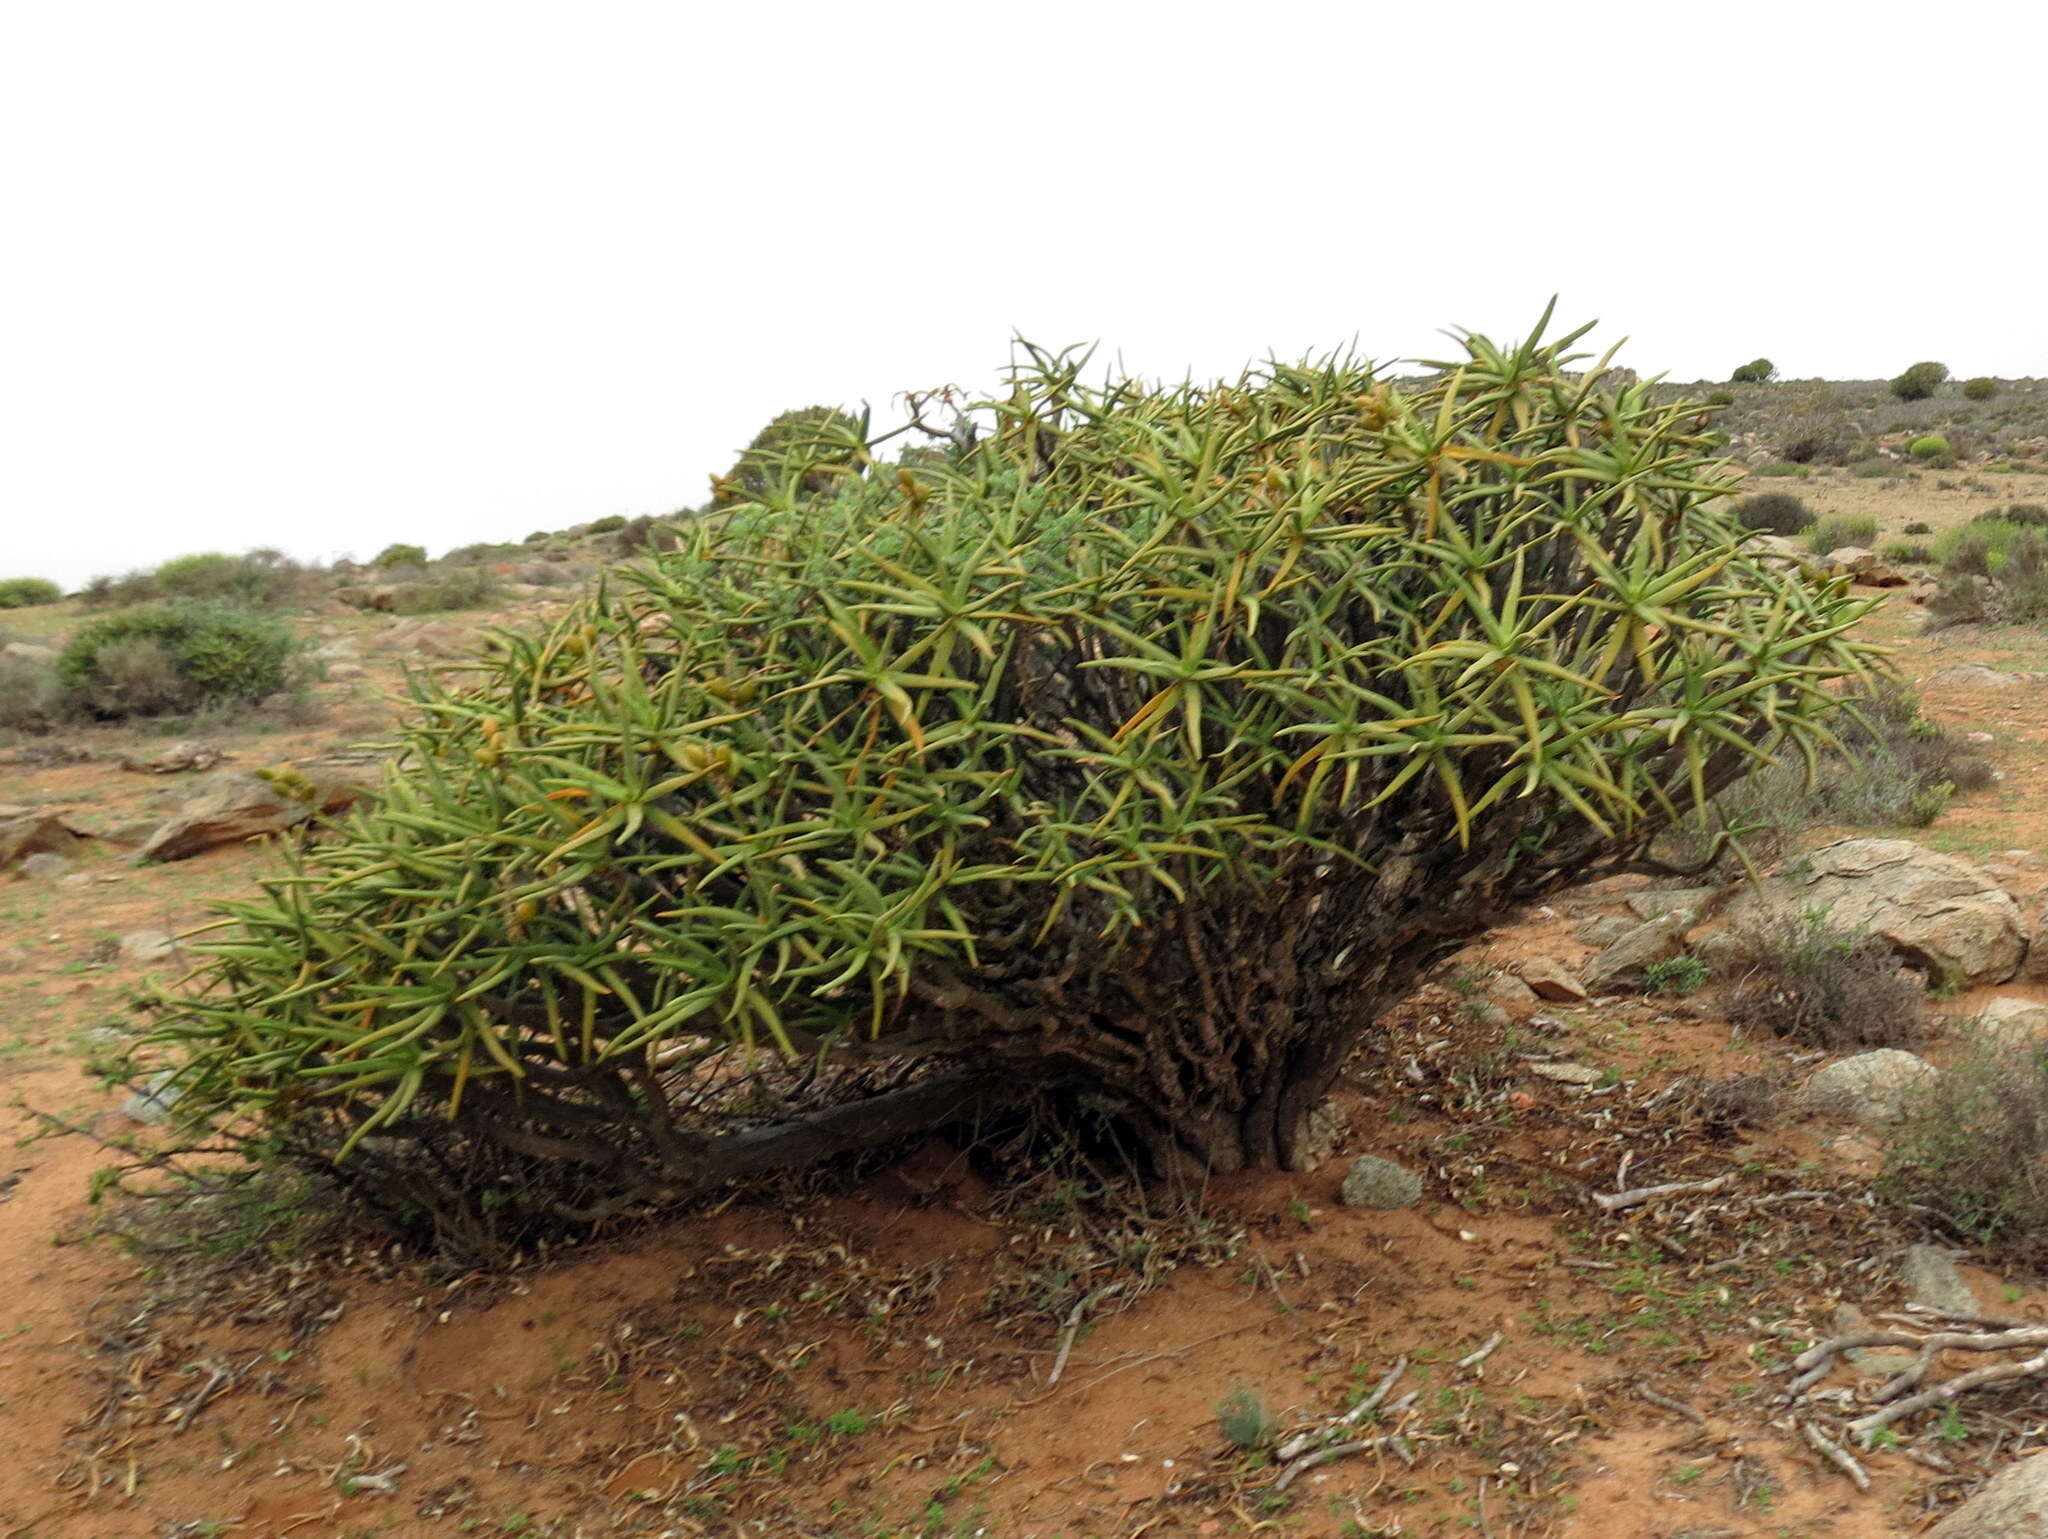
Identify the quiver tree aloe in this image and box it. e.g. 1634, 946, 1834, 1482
146, 315, 1877, 1250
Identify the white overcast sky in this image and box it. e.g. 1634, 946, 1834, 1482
3, 2, 2043, 589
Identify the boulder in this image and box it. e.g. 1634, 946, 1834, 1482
1581, 912, 1689, 991
1572, 913, 1639, 948
1339, 1155, 1423, 1210
1927, 663, 2025, 690
0, 641, 57, 663
1518, 958, 1589, 1003
1723, 838, 2025, 986
1975, 997, 2048, 1049
1825, 545, 1876, 575
1804, 1049, 1939, 1129
119, 740, 229, 775
17, 852, 72, 880
1625, 887, 1720, 924
0, 812, 84, 872
1929, 1449, 2048, 1537
1900, 1245, 1978, 1316
1486, 973, 1537, 1004
135, 769, 373, 863
2022, 910, 2048, 984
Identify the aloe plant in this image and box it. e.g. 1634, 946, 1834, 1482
143, 310, 1878, 1252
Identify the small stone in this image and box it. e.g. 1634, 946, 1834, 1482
1339, 1155, 1423, 1210
1804, 1049, 1939, 1129
1582, 913, 1690, 991
1900, 1245, 1978, 1316
17, 852, 72, 880
122, 1071, 184, 1125
1926, 663, 2024, 690
1464, 1001, 1513, 1030
117, 930, 179, 966
1486, 973, 1537, 1004
1529, 1061, 1605, 1085
1572, 913, 1639, 948
1518, 958, 1588, 1003
1830, 1304, 1919, 1377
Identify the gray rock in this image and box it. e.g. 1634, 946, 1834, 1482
1529, 1061, 1605, 1085
17, 852, 72, 880
1927, 662, 2024, 690
1804, 1049, 1939, 1129
1572, 913, 1639, 948
0, 811, 85, 872
122, 1071, 184, 1125
1900, 1245, 1979, 1316
117, 930, 178, 966
1339, 1155, 1423, 1210
1929, 1448, 2048, 1537
1625, 887, 1721, 924
1976, 997, 2048, 1050
0, 642, 57, 663
1486, 973, 1537, 1004
1722, 838, 2025, 986
2023, 909, 2048, 984
1830, 1304, 1919, 1377
1582, 913, 1690, 991
1518, 958, 1589, 1003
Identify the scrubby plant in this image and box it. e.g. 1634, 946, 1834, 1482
389, 568, 501, 615
1881, 541, 1933, 565
151, 549, 305, 608
585, 515, 628, 535
1806, 514, 1878, 554
1908, 434, 1951, 462
0, 577, 62, 609
1902, 521, 1932, 535
1215, 1385, 1278, 1450
1643, 956, 1709, 997
0, 652, 66, 731
1778, 418, 1859, 466
714, 406, 864, 505
1962, 377, 1999, 401
372, 543, 429, 569
57, 602, 303, 718
1755, 461, 1808, 478
1890, 362, 1949, 402
2003, 503, 2048, 527
1705, 390, 1734, 407
1928, 521, 2048, 625
1725, 911, 1924, 1048
136, 317, 1876, 1254
1730, 358, 1775, 384
524, 530, 550, 544
1884, 1028, 2048, 1255
1733, 491, 1814, 535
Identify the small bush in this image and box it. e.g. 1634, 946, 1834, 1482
585, 515, 627, 535
372, 543, 429, 569
2004, 503, 2048, 527
1735, 492, 1815, 535
523, 530, 549, 544
1929, 524, 2048, 624
1890, 361, 1949, 402
1756, 461, 1809, 478
151, 549, 305, 608
1903, 521, 1933, 535
1706, 390, 1734, 407
1962, 377, 1999, 401
1730, 358, 1775, 384
1215, 1386, 1277, 1450
1806, 514, 1878, 553
1725, 911, 1924, 1049
0, 653, 66, 731
1644, 956, 1709, 996
1883, 1029, 2048, 1256
0, 577, 62, 609
389, 568, 500, 615
56, 603, 303, 718
1881, 541, 1933, 565
1908, 434, 1951, 462
1779, 419, 1860, 466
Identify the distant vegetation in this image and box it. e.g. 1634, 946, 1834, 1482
0, 577, 62, 609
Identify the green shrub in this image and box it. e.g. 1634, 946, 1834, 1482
585, 516, 628, 535
1884, 1029, 2048, 1257
1706, 390, 1734, 407
1725, 911, 1924, 1048
389, 568, 501, 615
1890, 361, 1949, 401
1643, 956, 1709, 997
1908, 434, 1951, 462
1806, 514, 1878, 553
0, 653, 66, 730
0, 577, 62, 609
1903, 521, 1932, 535
1929, 523, 2048, 624
715, 406, 864, 505
372, 543, 429, 569
1962, 377, 1998, 401
1881, 541, 1933, 565
1778, 419, 1859, 466
151, 549, 304, 608
57, 603, 303, 718
1734, 492, 1814, 535
1215, 1386, 1277, 1450
2004, 503, 2048, 527
1756, 461, 1809, 477
136, 319, 1876, 1256
1729, 358, 1775, 384
524, 530, 550, 544
1851, 458, 1903, 480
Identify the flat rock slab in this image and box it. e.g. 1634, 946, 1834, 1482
1518, 958, 1588, 1003
1900, 1245, 1979, 1316
1805, 1049, 1939, 1129
1930, 1449, 2048, 1536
